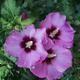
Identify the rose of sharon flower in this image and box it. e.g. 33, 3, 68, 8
4, 24, 48, 68
31, 44, 72, 80
40, 12, 76, 48
21, 13, 27, 21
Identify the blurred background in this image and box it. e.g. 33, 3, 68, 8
0, 0, 80, 80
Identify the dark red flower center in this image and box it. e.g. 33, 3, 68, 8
43, 49, 56, 64
20, 36, 36, 53
46, 26, 61, 40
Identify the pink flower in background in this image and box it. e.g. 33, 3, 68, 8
31, 44, 72, 80
40, 12, 76, 48
4, 24, 48, 68
21, 13, 27, 21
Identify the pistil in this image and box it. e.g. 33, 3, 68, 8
47, 53, 56, 58
26, 41, 33, 48
49, 28, 59, 38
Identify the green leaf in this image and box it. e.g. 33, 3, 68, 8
15, 16, 22, 24
54, 0, 57, 3
15, 16, 37, 25
15, 25, 20, 30
76, 4, 80, 13
0, 66, 7, 78
22, 0, 34, 8
45, 0, 53, 7
62, 4, 74, 17
1, 0, 20, 20
4, 52, 9, 58
10, 56, 17, 62
0, 18, 8, 24
21, 17, 37, 25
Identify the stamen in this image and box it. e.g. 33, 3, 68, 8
49, 28, 59, 38
47, 53, 56, 58
26, 41, 33, 48
52, 28, 59, 35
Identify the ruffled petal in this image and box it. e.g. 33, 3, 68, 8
51, 45, 72, 72
50, 12, 66, 28
43, 38, 54, 50
60, 22, 76, 33
4, 31, 23, 57
21, 24, 35, 38
40, 12, 66, 29
53, 39, 73, 48
59, 32, 74, 42
16, 51, 40, 68
34, 28, 47, 42
46, 64, 63, 80
58, 22, 75, 42
31, 62, 63, 80
40, 14, 52, 29
35, 42, 48, 63
30, 62, 48, 78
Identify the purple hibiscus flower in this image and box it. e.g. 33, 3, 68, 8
4, 24, 48, 68
40, 12, 76, 48
31, 44, 72, 80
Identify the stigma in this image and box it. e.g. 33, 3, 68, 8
47, 53, 56, 58
26, 41, 33, 48
49, 28, 59, 38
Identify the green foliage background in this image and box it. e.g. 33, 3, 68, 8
0, 0, 80, 80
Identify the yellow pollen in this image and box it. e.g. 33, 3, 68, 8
26, 41, 33, 48
49, 28, 59, 38
47, 53, 56, 58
